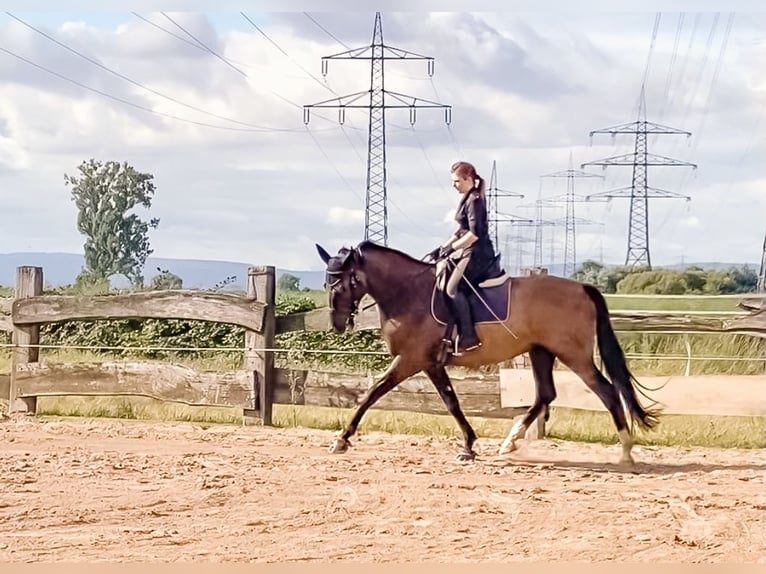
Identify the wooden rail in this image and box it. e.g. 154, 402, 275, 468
1, 266, 764, 439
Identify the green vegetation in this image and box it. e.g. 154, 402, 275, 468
64, 159, 160, 288
1, 252, 763, 450
571, 260, 758, 295
604, 293, 745, 312
31, 398, 766, 449
0, 281, 762, 377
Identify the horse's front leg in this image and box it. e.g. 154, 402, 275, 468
329, 355, 411, 454
425, 365, 478, 461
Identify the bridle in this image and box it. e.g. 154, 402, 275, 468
325, 248, 365, 329
324, 245, 448, 329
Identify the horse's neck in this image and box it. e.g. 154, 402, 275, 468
362, 252, 433, 317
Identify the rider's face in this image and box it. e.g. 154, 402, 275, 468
451, 174, 473, 194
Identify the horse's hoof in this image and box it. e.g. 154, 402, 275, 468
455, 449, 476, 462
329, 437, 350, 454
498, 441, 517, 456
619, 455, 635, 466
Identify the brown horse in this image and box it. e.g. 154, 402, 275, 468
315, 240, 660, 464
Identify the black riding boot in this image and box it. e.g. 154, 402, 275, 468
452, 291, 481, 352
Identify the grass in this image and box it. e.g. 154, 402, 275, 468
0, 347, 243, 374
604, 293, 747, 312
2, 292, 763, 449
618, 332, 765, 376
30, 396, 766, 450
277, 288, 327, 309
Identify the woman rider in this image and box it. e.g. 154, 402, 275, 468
429, 161, 501, 354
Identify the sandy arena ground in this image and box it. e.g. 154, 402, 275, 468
0, 415, 763, 562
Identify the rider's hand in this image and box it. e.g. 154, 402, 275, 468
438, 245, 455, 259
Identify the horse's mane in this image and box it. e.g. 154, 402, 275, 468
356, 240, 432, 269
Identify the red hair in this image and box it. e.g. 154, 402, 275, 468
451, 161, 485, 199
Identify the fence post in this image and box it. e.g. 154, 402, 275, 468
10, 266, 43, 413
243, 266, 275, 425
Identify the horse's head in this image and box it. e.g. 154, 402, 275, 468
316, 243, 368, 333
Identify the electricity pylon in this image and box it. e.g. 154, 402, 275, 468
541, 152, 604, 277
504, 229, 536, 276
582, 87, 696, 269
303, 12, 451, 246
487, 160, 525, 250
515, 180, 565, 270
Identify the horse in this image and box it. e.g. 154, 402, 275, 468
315, 239, 661, 465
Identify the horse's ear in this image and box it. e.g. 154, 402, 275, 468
316, 243, 332, 265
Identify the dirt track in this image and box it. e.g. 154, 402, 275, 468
0, 415, 763, 562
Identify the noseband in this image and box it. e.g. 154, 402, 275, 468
326, 249, 364, 328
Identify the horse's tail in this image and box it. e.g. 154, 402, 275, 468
582, 284, 661, 431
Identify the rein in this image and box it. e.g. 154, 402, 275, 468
326, 248, 437, 326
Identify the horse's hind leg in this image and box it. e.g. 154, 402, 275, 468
560, 356, 635, 465
425, 365, 478, 462
499, 345, 556, 455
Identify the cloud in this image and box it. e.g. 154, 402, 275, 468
326, 206, 365, 226
0, 10, 763, 274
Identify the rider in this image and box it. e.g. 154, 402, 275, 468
429, 161, 501, 354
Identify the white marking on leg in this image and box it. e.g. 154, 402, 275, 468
498, 433, 514, 455
618, 428, 634, 464
498, 419, 527, 455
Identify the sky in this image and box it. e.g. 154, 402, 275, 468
0, 8, 764, 274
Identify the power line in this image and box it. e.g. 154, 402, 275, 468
252, 12, 444, 240
677, 13, 721, 133
540, 152, 604, 277
582, 87, 696, 269
640, 13, 662, 89
655, 12, 686, 125
5, 12, 274, 131
675, 13, 735, 197
238, 12, 430, 237
303, 12, 452, 246
133, 11, 353, 129
160, 11, 247, 78
486, 160, 528, 252
687, 13, 735, 151
241, 12, 336, 96
0, 44, 311, 133
303, 12, 350, 49
130, 11, 303, 76
132, 12, 214, 52
409, 125, 452, 199
299, 11, 432, 135
303, 126, 364, 204
131, 10, 383, 217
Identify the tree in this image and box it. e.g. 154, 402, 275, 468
150, 267, 183, 290
278, 273, 301, 291
64, 159, 160, 288
571, 260, 634, 293
681, 268, 706, 293
571, 260, 608, 288
617, 270, 686, 294
716, 266, 759, 294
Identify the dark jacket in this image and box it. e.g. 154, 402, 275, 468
454, 189, 498, 283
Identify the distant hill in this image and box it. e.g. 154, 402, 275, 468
0, 252, 758, 291
0, 252, 326, 291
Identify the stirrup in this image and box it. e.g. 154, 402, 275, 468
452, 335, 482, 356
436, 338, 453, 364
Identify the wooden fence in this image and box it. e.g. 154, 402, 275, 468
1, 266, 765, 438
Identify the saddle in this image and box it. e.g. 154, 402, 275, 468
431, 254, 513, 362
